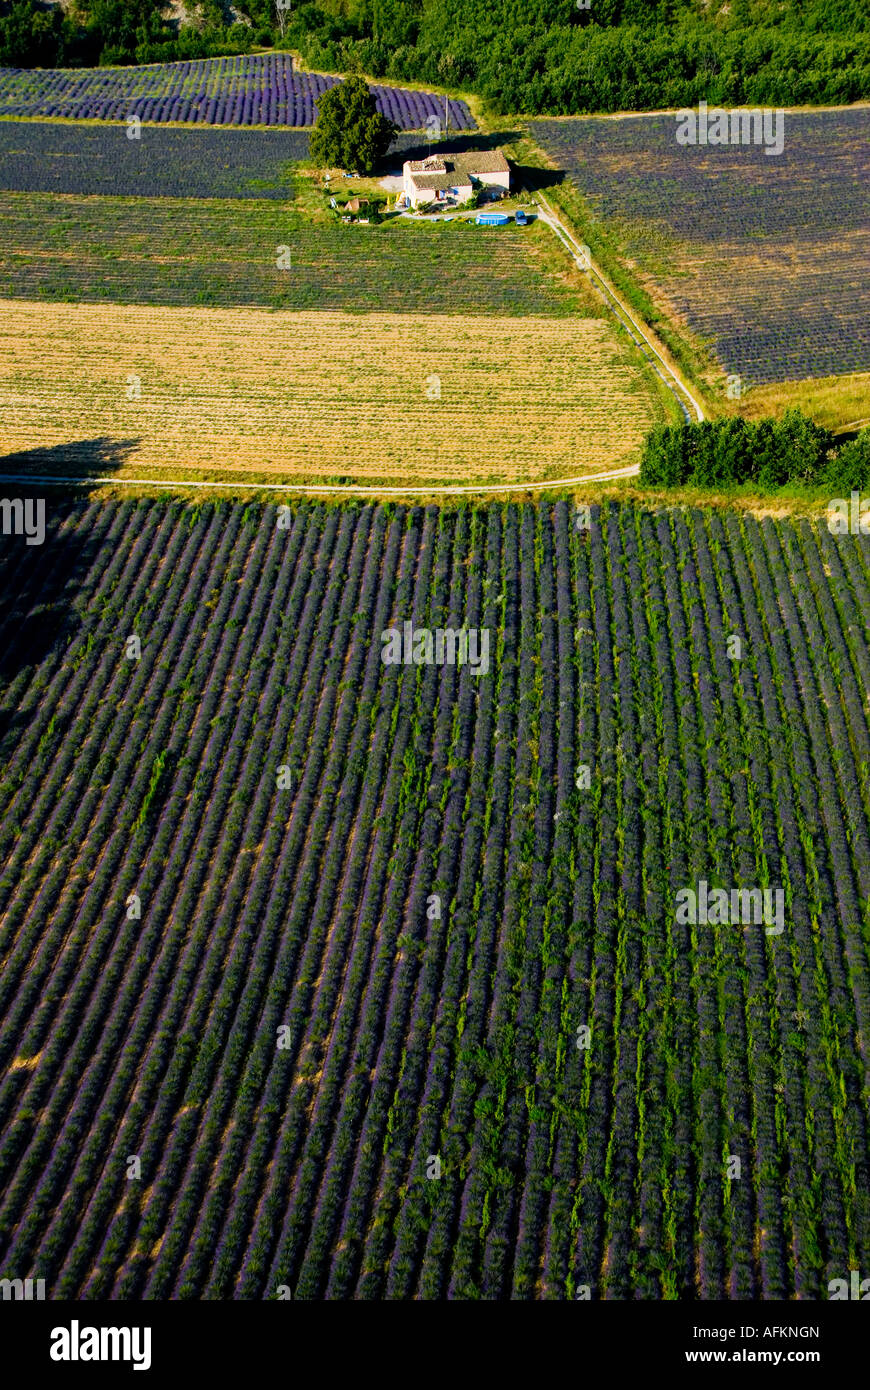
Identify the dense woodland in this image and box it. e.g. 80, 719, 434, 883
2, 0, 868, 113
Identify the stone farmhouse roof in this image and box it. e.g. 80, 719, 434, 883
406, 149, 510, 186
409, 172, 472, 190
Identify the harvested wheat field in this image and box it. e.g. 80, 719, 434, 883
0, 301, 661, 489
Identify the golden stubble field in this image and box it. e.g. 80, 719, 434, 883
0, 300, 660, 487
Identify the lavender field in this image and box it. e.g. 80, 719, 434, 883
0, 497, 867, 1299
0, 55, 475, 131
531, 108, 870, 386
0, 192, 587, 314
0, 120, 305, 198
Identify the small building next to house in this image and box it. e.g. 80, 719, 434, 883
402, 150, 511, 208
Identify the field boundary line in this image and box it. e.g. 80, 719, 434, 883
0, 464, 640, 496
833, 417, 870, 434
534, 192, 706, 424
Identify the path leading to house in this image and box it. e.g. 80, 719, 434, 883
532, 195, 705, 423
399, 199, 705, 425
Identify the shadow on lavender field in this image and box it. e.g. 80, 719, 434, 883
0, 437, 133, 697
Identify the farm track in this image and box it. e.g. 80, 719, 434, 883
0, 498, 867, 1298
533, 196, 704, 425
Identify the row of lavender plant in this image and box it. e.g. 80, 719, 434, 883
121, 505, 362, 1298
156, 506, 393, 1300
0, 498, 119, 791
362, 506, 511, 1300
745, 518, 870, 1279
0, 56, 474, 130
64, 503, 322, 1298
1, 501, 868, 1294
397, 506, 496, 1298
192, 508, 412, 1298
721, 511, 854, 1290
287, 508, 451, 1298
0, 505, 271, 1278
260, 508, 444, 1297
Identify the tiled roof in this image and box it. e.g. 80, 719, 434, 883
407, 156, 447, 173
405, 149, 510, 186
450, 149, 510, 177
409, 173, 473, 190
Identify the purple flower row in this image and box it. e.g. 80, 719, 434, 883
0, 55, 475, 131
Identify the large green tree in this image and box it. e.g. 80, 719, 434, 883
309, 74, 398, 173
0, 0, 66, 65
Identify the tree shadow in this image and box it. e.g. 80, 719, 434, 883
381, 128, 524, 170
0, 437, 140, 474
509, 164, 566, 194
0, 438, 137, 737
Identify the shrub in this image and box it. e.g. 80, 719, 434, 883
639, 410, 838, 492
822, 429, 870, 494
774, 407, 834, 484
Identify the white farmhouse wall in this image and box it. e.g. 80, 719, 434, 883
477, 170, 511, 192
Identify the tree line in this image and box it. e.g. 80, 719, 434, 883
2, 0, 868, 117
639, 410, 870, 494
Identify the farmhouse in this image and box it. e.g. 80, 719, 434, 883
402, 150, 511, 208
